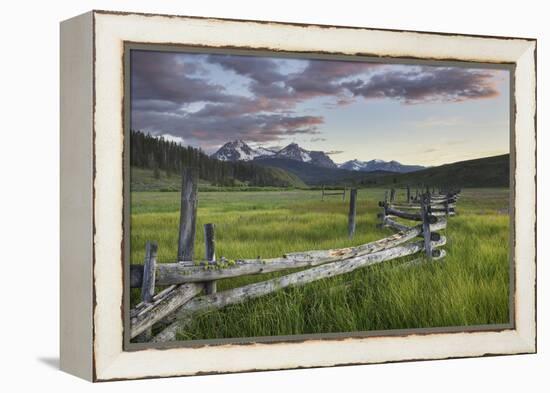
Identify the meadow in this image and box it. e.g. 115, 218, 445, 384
130, 187, 511, 340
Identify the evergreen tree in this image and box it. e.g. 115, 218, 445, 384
129, 130, 297, 187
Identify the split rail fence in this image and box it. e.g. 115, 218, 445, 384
129, 168, 460, 343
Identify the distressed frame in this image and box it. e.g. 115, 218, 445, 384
122, 43, 517, 350
60, 10, 536, 382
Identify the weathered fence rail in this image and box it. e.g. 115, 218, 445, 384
129, 169, 460, 342
128, 218, 447, 288
153, 236, 448, 342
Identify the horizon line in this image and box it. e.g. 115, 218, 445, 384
133, 129, 509, 169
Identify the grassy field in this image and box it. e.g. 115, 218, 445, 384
130, 187, 510, 340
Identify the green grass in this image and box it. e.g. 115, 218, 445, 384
130, 187, 510, 340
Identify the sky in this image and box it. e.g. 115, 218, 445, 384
131, 50, 510, 166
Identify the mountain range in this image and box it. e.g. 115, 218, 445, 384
132, 131, 509, 189
212, 140, 338, 169
210, 140, 276, 162
338, 159, 425, 173
212, 140, 424, 173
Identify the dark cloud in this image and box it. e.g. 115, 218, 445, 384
132, 99, 182, 113
208, 55, 378, 103
343, 66, 499, 104
287, 61, 378, 99
132, 107, 322, 146
131, 51, 231, 105
131, 51, 502, 147
207, 54, 285, 84
132, 52, 332, 144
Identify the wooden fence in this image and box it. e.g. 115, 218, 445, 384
129, 168, 460, 343
321, 185, 347, 201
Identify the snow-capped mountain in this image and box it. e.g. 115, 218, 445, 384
211, 140, 336, 168
211, 140, 276, 161
211, 140, 423, 172
276, 143, 312, 162
253, 146, 278, 157
274, 143, 337, 168
339, 159, 424, 173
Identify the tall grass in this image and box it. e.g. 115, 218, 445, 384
130, 188, 510, 340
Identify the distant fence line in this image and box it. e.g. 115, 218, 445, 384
321, 185, 347, 201
129, 168, 460, 343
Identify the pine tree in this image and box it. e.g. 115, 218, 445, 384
129, 130, 296, 187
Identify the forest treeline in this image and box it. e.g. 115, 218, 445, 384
130, 130, 304, 187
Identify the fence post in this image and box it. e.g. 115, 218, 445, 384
321, 185, 325, 201
177, 167, 198, 261
348, 189, 357, 238
390, 188, 395, 203
136, 241, 157, 341
141, 241, 158, 303
378, 199, 387, 228
406, 185, 410, 202
342, 186, 346, 201
420, 195, 432, 259
204, 223, 217, 294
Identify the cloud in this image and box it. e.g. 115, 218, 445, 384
208, 55, 378, 104
325, 150, 345, 155
132, 107, 322, 146
131, 51, 504, 147
131, 51, 231, 105
132, 52, 326, 144
343, 66, 500, 104
410, 116, 463, 128
286, 61, 378, 99
207, 54, 285, 84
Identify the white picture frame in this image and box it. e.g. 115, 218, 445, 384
60, 10, 536, 381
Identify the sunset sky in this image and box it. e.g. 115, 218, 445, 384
131, 50, 510, 166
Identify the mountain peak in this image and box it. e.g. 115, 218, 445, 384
339, 158, 423, 173
227, 139, 246, 146
212, 140, 337, 168
277, 143, 312, 163
276, 143, 337, 168
211, 140, 275, 162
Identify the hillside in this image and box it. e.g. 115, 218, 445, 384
130, 166, 305, 192
254, 157, 391, 185
131, 131, 509, 189
357, 154, 510, 188
130, 130, 305, 188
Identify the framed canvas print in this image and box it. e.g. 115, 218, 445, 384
60, 10, 537, 381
